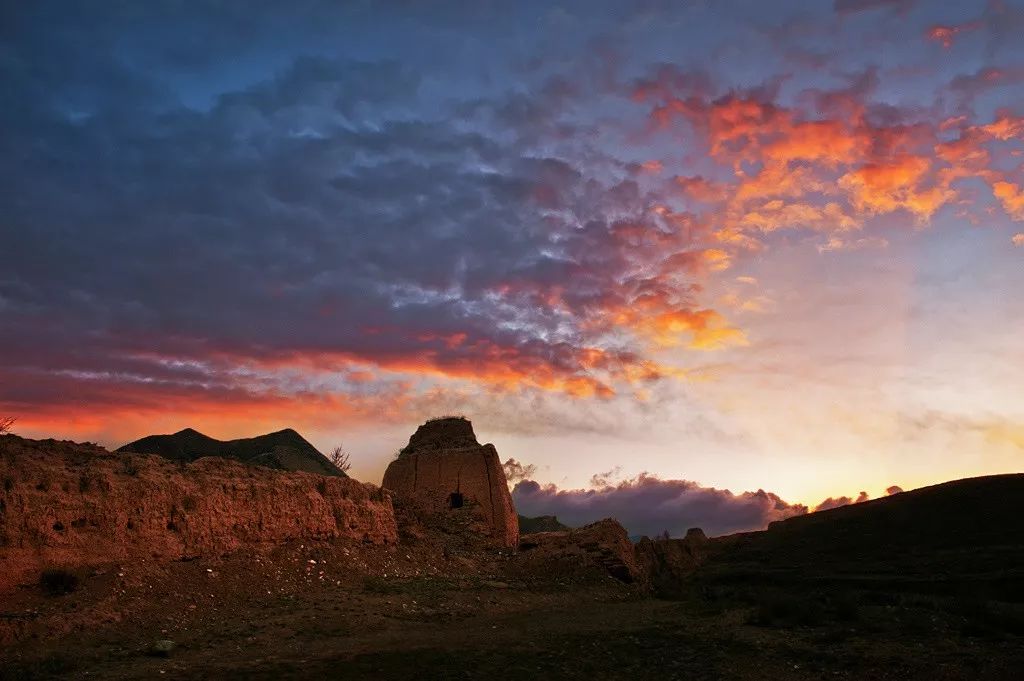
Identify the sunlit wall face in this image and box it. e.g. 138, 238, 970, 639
2, 0, 1023, 524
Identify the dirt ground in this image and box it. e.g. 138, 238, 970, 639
2, 538, 1022, 680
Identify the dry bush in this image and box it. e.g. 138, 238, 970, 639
426, 413, 467, 423
0, 416, 14, 434
329, 445, 352, 473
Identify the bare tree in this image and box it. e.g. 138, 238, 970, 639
0, 417, 14, 435
329, 445, 352, 473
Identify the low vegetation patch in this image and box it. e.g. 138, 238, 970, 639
39, 568, 79, 596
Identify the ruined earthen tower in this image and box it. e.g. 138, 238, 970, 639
382, 417, 519, 547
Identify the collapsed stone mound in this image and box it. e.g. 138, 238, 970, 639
382, 417, 518, 548
513, 520, 710, 590
515, 518, 642, 584
0, 435, 397, 594
634, 528, 708, 597
518, 514, 569, 534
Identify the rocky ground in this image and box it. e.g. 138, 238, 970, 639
2, 531, 1022, 680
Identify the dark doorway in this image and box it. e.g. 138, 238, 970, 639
448, 492, 464, 509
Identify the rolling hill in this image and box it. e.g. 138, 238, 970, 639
117, 427, 344, 476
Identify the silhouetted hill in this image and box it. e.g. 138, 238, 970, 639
702, 473, 1024, 599
118, 428, 344, 476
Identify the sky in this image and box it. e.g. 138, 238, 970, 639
2, 0, 1024, 536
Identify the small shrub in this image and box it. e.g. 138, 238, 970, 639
0, 416, 14, 435
120, 457, 140, 476
181, 495, 197, 512
426, 414, 467, 423
329, 445, 352, 473
40, 568, 79, 596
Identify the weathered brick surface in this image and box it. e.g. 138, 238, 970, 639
383, 419, 519, 547
0, 436, 397, 593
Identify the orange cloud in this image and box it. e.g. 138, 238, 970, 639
634, 74, 1024, 242
674, 175, 728, 202
925, 22, 981, 49
738, 200, 859, 233
993, 181, 1024, 221
762, 119, 864, 166
982, 111, 1024, 141
640, 307, 746, 350
839, 155, 953, 221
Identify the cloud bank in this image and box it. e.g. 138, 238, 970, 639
512, 473, 809, 538
513, 473, 909, 537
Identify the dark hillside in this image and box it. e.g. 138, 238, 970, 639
702, 474, 1024, 599
118, 428, 343, 476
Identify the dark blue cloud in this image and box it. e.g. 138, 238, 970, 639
0, 5, 708, 410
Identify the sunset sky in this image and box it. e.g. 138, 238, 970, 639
3, 1, 1023, 530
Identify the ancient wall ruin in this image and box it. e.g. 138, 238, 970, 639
0, 436, 397, 594
382, 418, 519, 547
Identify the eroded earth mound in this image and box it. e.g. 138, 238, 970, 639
0, 435, 396, 595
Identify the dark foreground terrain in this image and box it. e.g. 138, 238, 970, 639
2, 433, 1022, 680
2, 534, 1022, 681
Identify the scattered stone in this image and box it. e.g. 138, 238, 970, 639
482, 580, 511, 589
148, 639, 176, 657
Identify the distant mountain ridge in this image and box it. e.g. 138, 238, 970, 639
118, 427, 344, 477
